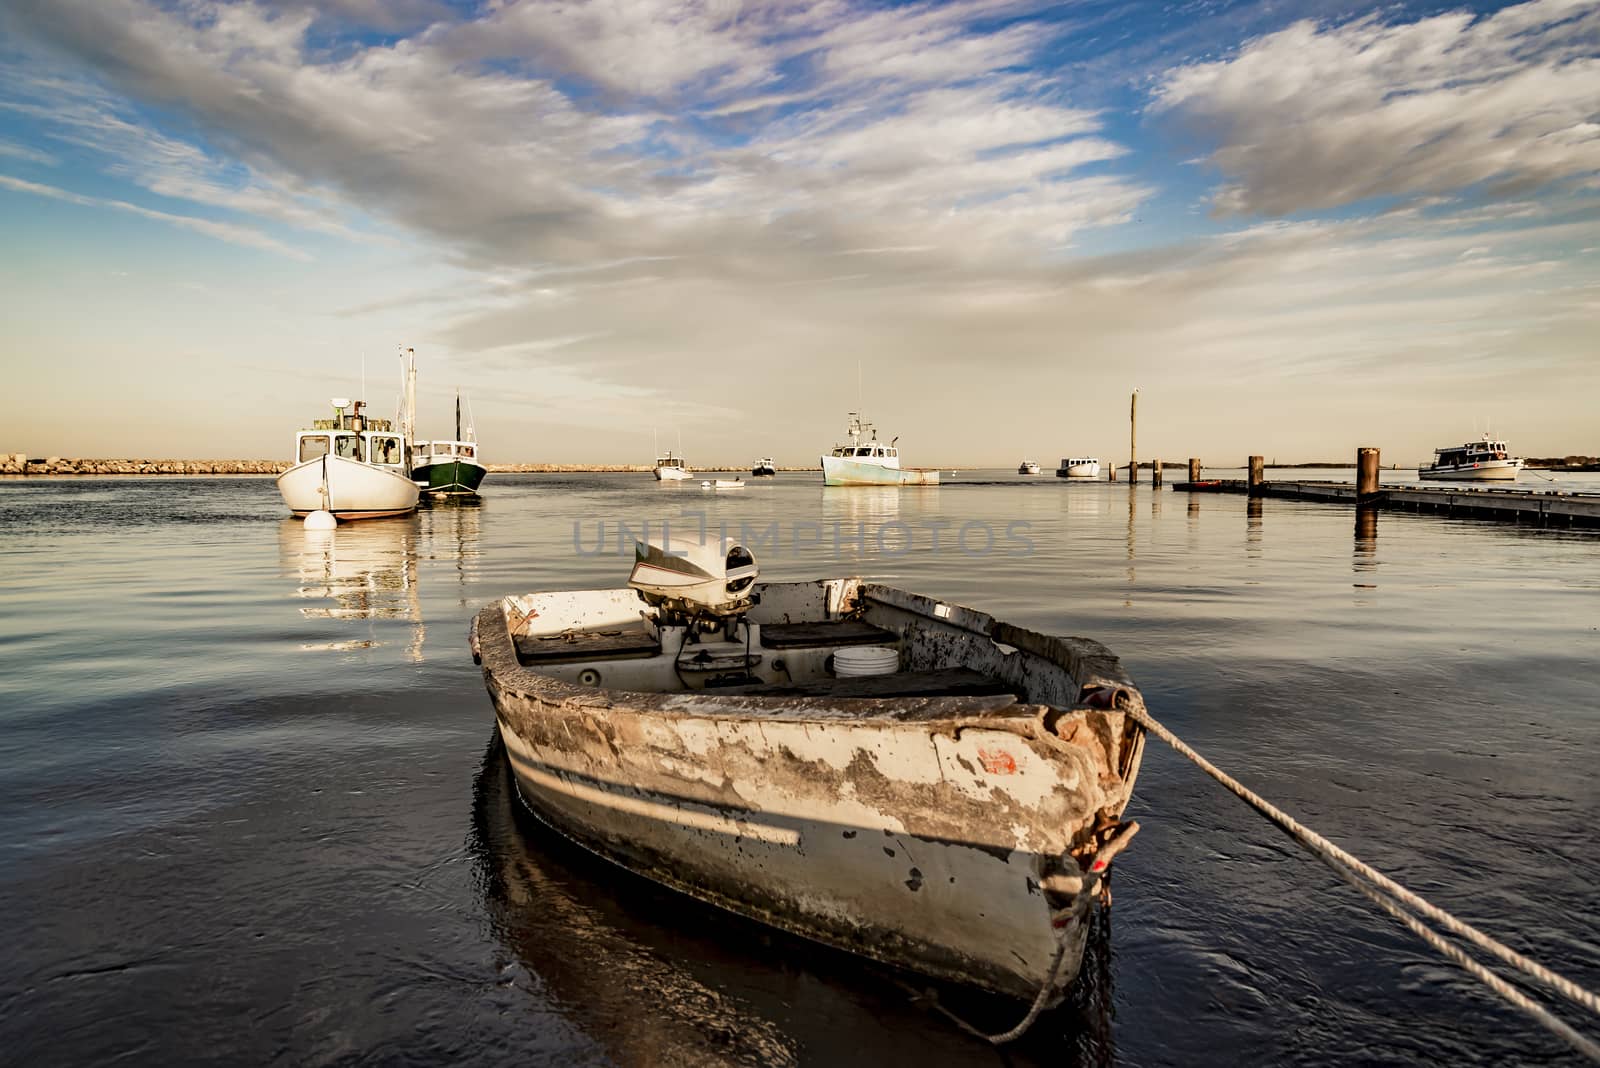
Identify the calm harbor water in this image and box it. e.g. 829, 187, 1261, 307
2, 471, 1597, 1066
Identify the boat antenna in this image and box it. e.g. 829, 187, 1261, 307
455, 389, 461, 443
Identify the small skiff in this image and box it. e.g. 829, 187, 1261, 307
701, 478, 745, 489
471, 537, 1145, 1005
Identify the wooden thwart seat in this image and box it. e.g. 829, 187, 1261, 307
758, 619, 899, 649
516, 627, 661, 664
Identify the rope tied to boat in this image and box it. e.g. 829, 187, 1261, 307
909, 822, 1136, 1046
1126, 704, 1600, 1063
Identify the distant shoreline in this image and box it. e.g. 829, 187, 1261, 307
3, 455, 1595, 477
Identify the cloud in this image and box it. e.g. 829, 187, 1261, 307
0, 137, 57, 164
0, 172, 311, 258
1151, 0, 1600, 216
2, 0, 1146, 276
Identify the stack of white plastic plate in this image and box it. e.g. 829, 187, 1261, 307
833, 645, 899, 677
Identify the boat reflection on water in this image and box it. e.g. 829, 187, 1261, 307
820, 485, 904, 523
468, 736, 1118, 1067
277, 501, 482, 661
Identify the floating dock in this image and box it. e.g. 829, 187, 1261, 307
1175, 478, 1600, 528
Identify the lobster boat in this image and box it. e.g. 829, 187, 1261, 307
471, 537, 1145, 1005
411, 391, 486, 496
1056, 458, 1100, 480
820, 413, 939, 486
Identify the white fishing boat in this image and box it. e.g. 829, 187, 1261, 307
654, 454, 691, 481
701, 478, 745, 490
652, 430, 691, 481
277, 352, 422, 521
820, 414, 938, 486
1056, 458, 1100, 480
1018, 461, 1041, 475
752, 458, 776, 477
411, 391, 486, 496
470, 535, 1144, 1006
1419, 435, 1522, 481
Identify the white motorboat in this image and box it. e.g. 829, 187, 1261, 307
470, 535, 1144, 1006
654, 454, 691, 481
751, 458, 776, 477
1419, 436, 1522, 481
278, 353, 422, 521
1056, 458, 1100, 480
820, 413, 938, 486
1018, 461, 1041, 475
701, 478, 745, 489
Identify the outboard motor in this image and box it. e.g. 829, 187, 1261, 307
628, 534, 759, 625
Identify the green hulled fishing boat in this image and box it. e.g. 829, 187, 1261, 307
410, 392, 487, 496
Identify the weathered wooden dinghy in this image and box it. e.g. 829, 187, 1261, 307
470, 536, 1145, 1007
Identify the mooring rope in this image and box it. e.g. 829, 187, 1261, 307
1126, 704, 1600, 1061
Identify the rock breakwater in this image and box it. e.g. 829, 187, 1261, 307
1, 454, 288, 476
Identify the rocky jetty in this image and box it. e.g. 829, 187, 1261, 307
0, 455, 822, 476
1, 454, 288, 476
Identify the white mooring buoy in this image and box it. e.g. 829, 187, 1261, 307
304, 509, 337, 531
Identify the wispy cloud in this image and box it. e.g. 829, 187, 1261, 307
1151, 0, 1600, 215
0, 137, 56, 165
0, 172, 311, 258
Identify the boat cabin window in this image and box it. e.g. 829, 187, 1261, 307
459, 444, 475, 458
853, 447, 872, 457
368, 435, 402, 465
888, 448, 897, 457
299, 435, 330, 462
334, 433, 362, 460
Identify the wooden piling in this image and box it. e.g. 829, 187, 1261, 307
1108, 462, 1117, 482
1188, 458, 1201, 483
1129, 389, 1138, 484
1357, 447, 1381, 499
1248, 455, 1265, 495
1152, 459, 1162, 487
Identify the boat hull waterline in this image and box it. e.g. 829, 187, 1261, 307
474, 579, 1143, 1003
277, 454, 420, 519
1417, 460, 1522, 481
413, 458, 487, 495
820, 455, 939, 486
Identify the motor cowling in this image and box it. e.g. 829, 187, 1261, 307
628, 535, 759, 621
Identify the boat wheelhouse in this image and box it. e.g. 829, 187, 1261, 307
1056, 458, 1100, 480
1018, 460, 1041, 475
1419, 436, 1522, 482
820, 414, 938, 486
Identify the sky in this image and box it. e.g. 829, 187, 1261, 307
1, 0, 1596, 466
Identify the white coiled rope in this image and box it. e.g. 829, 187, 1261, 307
1126, 705, 1600, 1063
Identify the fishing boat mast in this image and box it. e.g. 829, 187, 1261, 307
399, 345, 417, 446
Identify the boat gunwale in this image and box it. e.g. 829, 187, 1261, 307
474, 580, 1140, 727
